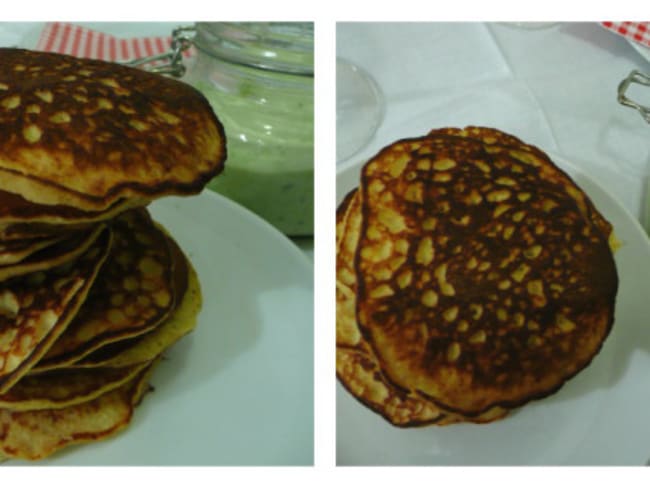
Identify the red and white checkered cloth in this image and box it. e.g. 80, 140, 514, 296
602, 21, 650, 48
35, 22, 193, 62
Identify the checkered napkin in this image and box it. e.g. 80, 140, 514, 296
602, 21, 650, 48
34, 21, 193, 62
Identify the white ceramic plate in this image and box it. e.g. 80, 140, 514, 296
13, 191, 314, 466
336, 153, 650, 466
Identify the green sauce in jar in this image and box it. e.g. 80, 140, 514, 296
185, 23, 314, 236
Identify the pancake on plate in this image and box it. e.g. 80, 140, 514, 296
33, 209, 179, 370
0, 48, 225, 211
0, 189, 146, 227
337, 126, 618, 423
0, 360, 156, 461
0, 362, 150, 411
0, 48, 226, 460
73, 253, 200, 370
0, 234, 67, 266
0, 224, 106, 282
337, 189, 507, 426
0, 227, 112, 395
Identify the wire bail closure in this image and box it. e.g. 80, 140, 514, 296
123, 26, 195, 77
618, 70, 650, 123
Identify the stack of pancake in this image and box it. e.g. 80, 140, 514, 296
337, 127, 618, 426
0, 48, 226, 460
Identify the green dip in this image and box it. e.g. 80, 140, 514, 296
192, 65, 314, 236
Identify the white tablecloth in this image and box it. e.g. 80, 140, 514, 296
337, 22, 650, 225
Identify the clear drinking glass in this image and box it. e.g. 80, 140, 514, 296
336, 58, 385, 164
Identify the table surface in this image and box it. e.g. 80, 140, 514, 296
337, 22, 650, 228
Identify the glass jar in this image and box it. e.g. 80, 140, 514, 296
183, 22, 314, 237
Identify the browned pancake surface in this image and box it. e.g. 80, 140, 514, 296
0, 188, 146, 226
68, 229, 193, 370
430, 127, 613, 241
0, 234, 66, 266
336, 192, 447, 426
35, 210, 177, 370
355, 129, 618, 416
0, 48, 226, 210
0, 222, 95, 242
0, 362, 148, 411
0, 224, 105, 282
0, 227, 112, 394
0, 360, 154, 460
336, 189, 507, 425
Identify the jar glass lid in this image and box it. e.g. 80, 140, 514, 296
193, 22, 314, 76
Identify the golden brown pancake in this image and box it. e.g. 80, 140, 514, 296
336, 191, 363, 347
0, 224, 105, 282
0, 234, 66, 266
0, 48, 226, 211
0, 361, 149, 411
0, 359, 155, 460
0, 188, 147, 226
0, 226, 112, 395
70, 244, 199, 370
429, 126, 614, 242
336, 189, 507, 426
0, 222, 94, 242
354, 128, 618, 417
337, 192, 446, 426
428, 126, 531, 149
34, 210, 178, 370
336, 189, 357, 251
0, 48, 223, 462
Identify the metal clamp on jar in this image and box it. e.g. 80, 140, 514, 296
618, 69, 650, 234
